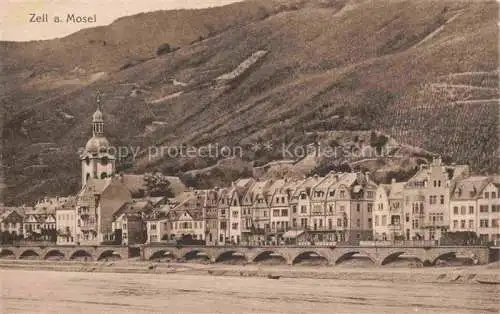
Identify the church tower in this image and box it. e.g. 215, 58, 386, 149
80, 93, 115, 187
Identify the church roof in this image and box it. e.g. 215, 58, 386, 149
85, 136, 110, 153
92, 108, 103, 122
119, 174, 188, 196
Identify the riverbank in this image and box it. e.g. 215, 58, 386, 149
3, 269, 499, 314
1, 259, 499, 285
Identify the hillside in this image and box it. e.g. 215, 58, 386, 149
1, 0, 498, 205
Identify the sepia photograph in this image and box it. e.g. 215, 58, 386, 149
0, 0, 499, 313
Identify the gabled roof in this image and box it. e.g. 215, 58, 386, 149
389, 182, 405, 199
113, 200, 152, 219
293, 176, 323, 197
118, 174, 188, 196
452, 176, 492, 200
0, 209, 24, 222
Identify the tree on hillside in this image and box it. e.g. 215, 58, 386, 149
144, 172, 174, 197
156, 43, 172, 56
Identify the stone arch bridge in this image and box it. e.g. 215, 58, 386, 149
142, 245, 490, 266
0, 245, 133, 261
0, 245, 490, 265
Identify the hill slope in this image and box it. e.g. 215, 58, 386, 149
1, 0, 498, 205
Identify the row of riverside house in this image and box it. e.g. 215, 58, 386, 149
145, 157, 500, 246
3, 98, 499, 247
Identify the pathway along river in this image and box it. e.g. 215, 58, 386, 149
1, 269, 499, 313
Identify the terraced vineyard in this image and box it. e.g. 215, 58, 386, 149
382, 71, 499, 173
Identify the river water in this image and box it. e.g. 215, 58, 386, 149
1, 269, 498, 313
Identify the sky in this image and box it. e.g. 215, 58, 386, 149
0, 0, 244, 42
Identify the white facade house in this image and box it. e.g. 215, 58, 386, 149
56, 207, 76, 245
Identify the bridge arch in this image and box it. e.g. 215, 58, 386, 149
19, 249, 40, 260
183, 249, 210, 261
44, 249, 65, 260
291, 250, 329, 265
429, 249, 479, 266
252, 250, 288, 264
380, 251, 406, 266
0, 248, 15, 259
69, 249, 93, 261
97, 250, 121, 261
149, 250, 177, 261
214, 250, 247, 263
334, 250, 376, 265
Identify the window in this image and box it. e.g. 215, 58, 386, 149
492, 192, 496, 199
453, 220, 458, 229
469, 206, 474, 214
460, 206, 466, 215
329, 205, 333, 213
382, 215, 387, 226
273, 209, 280, 217
480, 205, 488, 213
479, 219, 489, 228
232, 211, 238, 218
337, 219, 342, 227
368, 218, 372, 228
453, 207, 459, 215
375, 216, 379, 226
492, 205, 500, 213
300, 206, 307, 214
292, 205, 297, 213
340, 190, 345, 198
429, 196, 436, 205
412, 219, 419, 229
440, 195, 444, 204
220, 221, 227, 229
469, 220, 474, 229
356, 204, 361, 212
329, 191, 334, 197
460, 220, 466, 229
356, 219, 360, 228
368, 203, 373, 212
300, 193, 307, 200
281, 209, 288, 216
281, 197, 285, 203
492, 219, 499, 228
232, 223, 238, 230
367, 191, 374, 198
485, 192, 490, 199
328, 219, 332, 229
